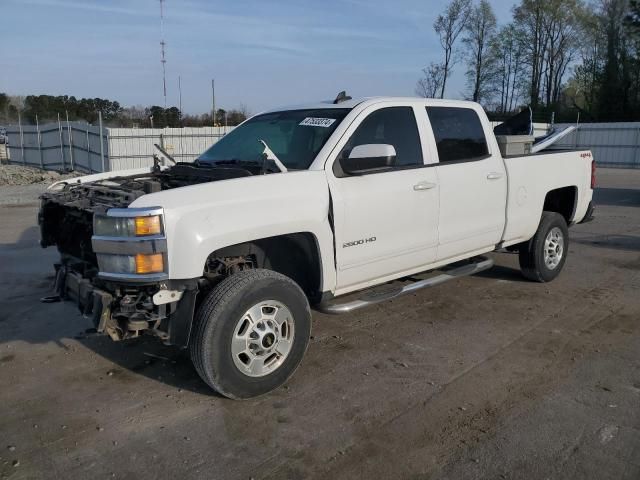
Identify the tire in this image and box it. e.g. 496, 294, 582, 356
189, 269, 311, 399
518, 212, 569, 283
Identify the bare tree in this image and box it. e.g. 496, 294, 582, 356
416, 62, 446, 98
488, 25, 526, 113
463, 0, 498, 103
434, 0, 472, 98
514, 0, 548, 109
569, 6, 605, 115
541, 0, 583, 106
120, 105, 148, 127
513, 0, 583, 108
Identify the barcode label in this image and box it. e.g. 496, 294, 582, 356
299, 117, 336, 128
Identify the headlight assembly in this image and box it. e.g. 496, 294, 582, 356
92, 207, 168, 280
97, 253, 164, 275
94, 214, 163, 237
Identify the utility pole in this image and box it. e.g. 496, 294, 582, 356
159, 0, 168, 108
211, 78, 216, 127
178, 75, 182, 118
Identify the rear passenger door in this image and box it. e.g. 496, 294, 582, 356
425, 106, 507, 260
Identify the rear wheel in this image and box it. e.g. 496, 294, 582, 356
518, 212, 569, 282
190, 269, 311, 399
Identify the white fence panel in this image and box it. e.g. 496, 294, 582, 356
108, 126, 232, 171
9, 120, 639, 172
550, 122, 640, 168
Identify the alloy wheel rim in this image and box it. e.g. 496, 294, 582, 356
543, 227, 564, 270
231, 300, 295, 377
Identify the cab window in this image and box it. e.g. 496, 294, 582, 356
339, 107, 423, 168
426, 107, 489, 163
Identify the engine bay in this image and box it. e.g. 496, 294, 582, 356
38, 162, 255, 267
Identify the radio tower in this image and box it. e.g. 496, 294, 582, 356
159, 0, 167, 108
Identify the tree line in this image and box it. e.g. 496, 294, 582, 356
0, 93, 248, 128
418, 0, 640, 122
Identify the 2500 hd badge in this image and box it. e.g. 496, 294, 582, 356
343, 236, 377, 248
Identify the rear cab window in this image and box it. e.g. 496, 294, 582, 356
426, 107, 489, 164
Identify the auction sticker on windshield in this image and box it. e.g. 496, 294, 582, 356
299, 117, 336, 127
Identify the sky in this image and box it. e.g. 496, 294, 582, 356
2, 0, 517, 114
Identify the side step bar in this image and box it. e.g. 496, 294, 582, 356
317, 256, 494, 315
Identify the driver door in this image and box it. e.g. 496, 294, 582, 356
326, 103, 440, 294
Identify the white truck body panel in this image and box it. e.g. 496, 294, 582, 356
58, 97, 594, 298
324, 100, 439, 292
427, 102, 509, 261
501, 151, 593, 246
130, 170, 336, 289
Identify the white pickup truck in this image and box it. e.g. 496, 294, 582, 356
38, 96, 595, 398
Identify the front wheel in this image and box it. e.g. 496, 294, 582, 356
190, 269, 311, 399
518, 212, 569, 282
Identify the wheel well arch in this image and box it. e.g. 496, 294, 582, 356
543, 186, 577, 224
204, 232, 323, 302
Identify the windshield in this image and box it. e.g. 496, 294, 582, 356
197, 108, 350, 170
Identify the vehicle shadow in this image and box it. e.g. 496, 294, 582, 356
0, 228, 217, 397
81, 333, 218, 396
476, 264, 530, 283
0, 294, 217, 396
593, 187, 640, 207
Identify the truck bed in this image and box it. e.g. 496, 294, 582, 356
501, 149, 594, 247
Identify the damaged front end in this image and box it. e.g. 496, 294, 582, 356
53, 260, 198, 347
44, 203, 198, 347
37, 164, 249, 347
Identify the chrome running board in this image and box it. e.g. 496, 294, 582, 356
317, 256, 494, 315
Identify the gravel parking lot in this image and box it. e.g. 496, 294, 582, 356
0, 168, 638, 480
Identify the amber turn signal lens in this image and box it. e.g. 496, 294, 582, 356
134, 216, 161, 236
135, 253, 164, 274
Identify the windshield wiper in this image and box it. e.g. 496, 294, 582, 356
258, 140, 288, 173
210, 159, 259, 166
199, 158, 280, 173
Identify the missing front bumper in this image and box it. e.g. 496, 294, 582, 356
53, 265, 118, 338
49, 264, 197, 347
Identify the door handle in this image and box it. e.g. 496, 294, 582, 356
413, 182, 437, 191
487, 172, 503, 180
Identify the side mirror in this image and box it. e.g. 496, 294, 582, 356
339, 144, 397, 175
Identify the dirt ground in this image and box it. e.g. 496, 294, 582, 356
0, 164, 79, 187
0, 165, 80, 206
0, 168, 638, 480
